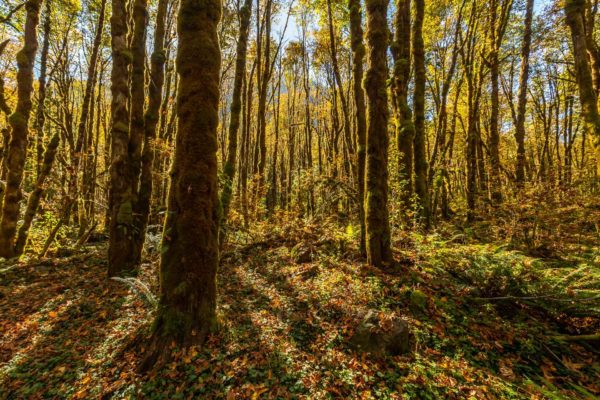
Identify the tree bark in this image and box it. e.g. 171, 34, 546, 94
364, 0, 392, 268
107, 0, 132, 276
132, 0, 168, 265
220, 0, 252, 243
0, 0, 43, 258
349, 0, 367, 254
565, 0, 600, 174
143, 0, 222, 368
391, 0, 414, 209
412, 0, 430, 226
515, 0, 534, 185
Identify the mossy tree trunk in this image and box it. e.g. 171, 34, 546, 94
349, 0, 367, 255
143, 0, 222, 368
107, 0, 132, 276
0, 0, 43, 258
565, 0, 600, 174
364, 0, 392, 268
391, 0, 414, 210
412, 0, 430, 227
133, 0, 168, 265
220, 0, 252, 244
14, 132, 60, 256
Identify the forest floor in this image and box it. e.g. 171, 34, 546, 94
0, 214, 599, 399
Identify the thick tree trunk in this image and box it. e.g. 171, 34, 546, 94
565, 0, 600, 174
107, 0, 132, 276
349, 0, 367, 254
143, 0, 222, 368
0, 0, 43, 258
364, 0, 392, 268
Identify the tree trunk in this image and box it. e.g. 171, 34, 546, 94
412, 0, 430, 226
391, 0, 414, 210
349, 0, 367, 255
364, 0, 392, 268
35, 0, 51, 178
142, 0, 222, 368
565, 0, 600, 174
107, 0, 132, 276
515, 0, 534, 185
0, 0, 43, 258
132, 0, 168, 265
220, 0, 252, 243
14, 132, 60, 256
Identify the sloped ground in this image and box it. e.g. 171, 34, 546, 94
0, 218, 598, 399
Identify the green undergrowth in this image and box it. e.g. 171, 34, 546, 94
0, 216, 598, 399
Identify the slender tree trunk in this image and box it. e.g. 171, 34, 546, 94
349, 0, 367, 255
132, 0, 168, 265
364, 0, 392, 268
515, 0, 534, 185
220, 0, 252, 243
327, 0, 354, 180
0, 0, 43, 258
80, 0, 107, 238
35, 0, 51, 178
14, 132, 60, 256
412, 0, 430, 226
142, 0, 222, 368
391, 0, 414, 209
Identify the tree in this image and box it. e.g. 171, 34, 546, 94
364, 0, 392, 268
143, 0, 222, 367
220, 0, 253, 243
412, 0, 430, 226
391, 0, 414, 210
515, 0, 534, 185
565, 0, 600, 174
0, 0, 43, 258
349, 0, 367, 254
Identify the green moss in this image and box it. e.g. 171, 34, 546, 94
410, 290, 428, 313
119, 49, 133, 63
116, 200, 133, 225
113, 121, 129, 133
8, 112, 26, 127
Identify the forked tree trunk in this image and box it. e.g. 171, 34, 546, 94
364, 0, 392, 268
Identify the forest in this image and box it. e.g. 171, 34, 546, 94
0, 0, 599, 398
